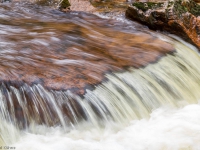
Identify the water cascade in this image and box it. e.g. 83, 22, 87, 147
0, 1, 200, 150
0, 37, 199, 146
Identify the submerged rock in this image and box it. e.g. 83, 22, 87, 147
126, 0, 200, 49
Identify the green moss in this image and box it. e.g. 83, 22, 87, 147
133, 0, 200, 17
190, 4, 200, 16
173, 0, 187, 15
132, 2, 163, 12
59, 0, 70, 9
167, 1, 174, 8
173, 0, 200, 17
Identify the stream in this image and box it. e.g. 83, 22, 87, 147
0, 1, 200, 150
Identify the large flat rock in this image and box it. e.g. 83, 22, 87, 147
0, 2, 177, 127
0, 4, 175, 95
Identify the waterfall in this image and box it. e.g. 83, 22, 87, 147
0, 36, 200, 146
1, 0, 200, 149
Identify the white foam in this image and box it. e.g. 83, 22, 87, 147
12, 104, 200, 150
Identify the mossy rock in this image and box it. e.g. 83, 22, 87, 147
191, 5, 200, 16
126, 0, 200, 49
58, 0, 71, 9
132, 2, 164, 12
132, 0, 200, 17
171, 0, 200, 17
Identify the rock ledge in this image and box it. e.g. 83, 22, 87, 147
126, 0, 200, 49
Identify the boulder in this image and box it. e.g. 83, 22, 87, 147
125, 0, 200, 49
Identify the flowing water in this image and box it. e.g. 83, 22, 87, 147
1, 1, 200, 150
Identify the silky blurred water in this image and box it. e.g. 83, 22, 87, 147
1, 1, 200, 150
12, 104, 200, 150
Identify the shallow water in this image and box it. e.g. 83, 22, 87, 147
0, 1, 164, 92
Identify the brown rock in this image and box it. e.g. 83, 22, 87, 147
0, 16, 175, 96
68, 0, 96, 12
194, 0, 200, 2
0, 3, 177, 127
125, 0, 200, 49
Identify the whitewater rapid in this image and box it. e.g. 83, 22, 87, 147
10, 103, 200, 150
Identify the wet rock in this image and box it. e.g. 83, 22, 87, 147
59, 0, 129, 16
90, 0, 130, 15
58, 0, 71, 11
0, 3, 177, 127
125, 0, 200, 49
0, 16, 175, 95
0, 32, 174, 95
70, 0, 96, 12
0, 4, 176, 96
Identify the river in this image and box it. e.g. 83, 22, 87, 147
0, 1, 200, 150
